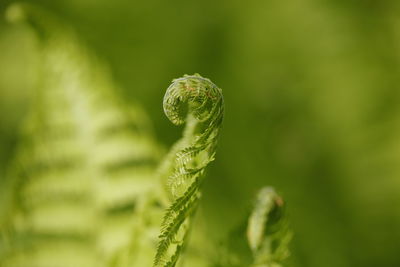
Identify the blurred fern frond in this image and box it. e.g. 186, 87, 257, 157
1, 3, 163, 267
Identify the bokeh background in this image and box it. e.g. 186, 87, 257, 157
1, 1, 400, 266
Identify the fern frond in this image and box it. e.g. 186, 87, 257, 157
2, 3, 162, 267
154, 74, 224, 267
247, 187, 292, 267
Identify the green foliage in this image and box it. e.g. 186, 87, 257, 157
1, 3, 162, 267
0, 3, 291, 267
2, 1, 400, 267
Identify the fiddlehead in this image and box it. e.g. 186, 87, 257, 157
206, 187, 291, 267
247, 187, 291, 267
154, 74, 224, 267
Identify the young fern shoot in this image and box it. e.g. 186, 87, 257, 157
154, 74, 224, 267
247, 187, 292, 267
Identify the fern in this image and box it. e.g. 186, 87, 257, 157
207, 187, 291, 267
247, 187, 292, 267
154, 74, 224, 267
1, 3, 162, 267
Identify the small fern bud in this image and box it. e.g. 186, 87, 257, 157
247, 187, 292, 267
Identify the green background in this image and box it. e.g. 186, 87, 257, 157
1, 1, 400, 266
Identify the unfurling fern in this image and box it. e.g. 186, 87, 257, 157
154, 75, 224, 267
1, 3, 162, 267
247, 187, 292, 267
209, 187, 291, 267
